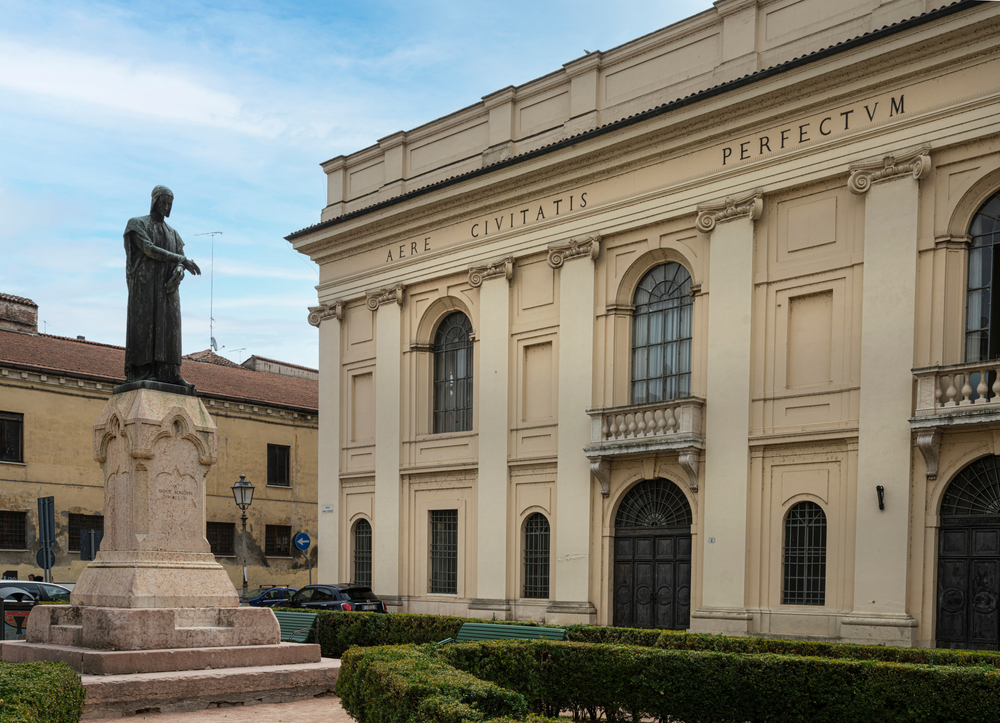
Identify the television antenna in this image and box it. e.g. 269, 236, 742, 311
194, 232, 223, 351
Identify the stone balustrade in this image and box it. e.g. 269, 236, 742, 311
914, 362, 1000, 416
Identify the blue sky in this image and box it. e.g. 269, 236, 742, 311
0, 0, 713, 368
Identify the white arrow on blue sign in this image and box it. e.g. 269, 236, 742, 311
294, 532, 311, 551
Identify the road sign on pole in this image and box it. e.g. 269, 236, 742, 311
294, 532, 311, 551
37, 497, 55, 583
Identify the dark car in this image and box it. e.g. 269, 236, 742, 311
0, 581, 71, 603
247, 586, 297, 607
286, 584, 386, 612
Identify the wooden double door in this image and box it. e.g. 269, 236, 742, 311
613, 526, 691, 630
938, 516, 1000, 649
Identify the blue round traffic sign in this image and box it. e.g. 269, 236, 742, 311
36, 548, 55, 569
294, 532, 311, 551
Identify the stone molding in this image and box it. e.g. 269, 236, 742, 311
468, 256, 514, 287
365, 283, 405, 311
590, 458, 611, 497
307, 300, 344, 327
916, 427, 941, 480
678, 447, 700, 491
547, 234, 600, 269
848, 145, 931, 195
695, 189, 763, 233
605, 303, 635, 317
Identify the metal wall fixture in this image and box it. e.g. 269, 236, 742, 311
876, 485, 885, 511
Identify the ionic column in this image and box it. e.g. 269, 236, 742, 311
843, 146, 930, 644
469, 257, 514, 616
308, 301, 344, 584
548, 235, 600, 625
690, 189, 761, 635
366, 283, 405, 605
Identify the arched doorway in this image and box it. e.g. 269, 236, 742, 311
613, 478, 692, 629
937, 455, 1000, 649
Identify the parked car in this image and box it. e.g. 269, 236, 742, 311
286, 584, 387, 612
0, 581, 71, 603
247, 586, 297, 607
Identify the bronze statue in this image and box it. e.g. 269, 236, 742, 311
122, 186, 201, 389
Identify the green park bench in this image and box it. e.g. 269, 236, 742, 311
438, 622, 566, 644
273, 610, 318, 643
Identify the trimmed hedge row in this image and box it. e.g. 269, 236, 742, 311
439, 639, 1000, 723
0, 661, 85, 723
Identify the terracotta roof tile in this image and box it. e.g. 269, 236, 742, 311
0, 293, 37, 307
184, 349, 244, 368
0, 330, 317, 413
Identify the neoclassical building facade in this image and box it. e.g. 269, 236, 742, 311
289, 0, 1000, 647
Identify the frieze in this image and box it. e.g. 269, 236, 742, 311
848, 146, 931, 195
695, 189, 763, 233
468, 256, 514, 288
307, 300, 344, 327
547, 234, 601, 269
365, 283, 405, 311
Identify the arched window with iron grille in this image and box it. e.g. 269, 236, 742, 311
523, 513, 550, 599
353, 518, 372, 586
433, 312, 473, 433
631, 263, 693, 404
782, 501, 827, 606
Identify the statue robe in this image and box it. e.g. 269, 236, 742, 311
123, 215, 186, 381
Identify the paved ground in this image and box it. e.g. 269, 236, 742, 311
86, 696, 355, 723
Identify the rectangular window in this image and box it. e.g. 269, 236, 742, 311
0, 412, 23, 463
267, 444, 290, 486
0, 511, 26, 550
68, 513, 104, 552
265, 524, 291, 557
429, 509, 458, 594
206, 521, 236, 556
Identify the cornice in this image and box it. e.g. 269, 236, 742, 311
695, 188, 763, 233
468, 256, 514, 287
547, 234, 601, 269
848, 145, 932, 194
307, 300, 344, 327
365, 283, 405, 311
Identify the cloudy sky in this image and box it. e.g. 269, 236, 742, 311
0, 0, 713, 368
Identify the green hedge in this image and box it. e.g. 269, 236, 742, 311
440, 639, 1000, 723
0, 661, 85, 723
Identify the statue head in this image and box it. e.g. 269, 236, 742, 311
150, 185, 174, 218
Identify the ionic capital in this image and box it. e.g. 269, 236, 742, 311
307, 300, 344, 327
468, 256, 514, 287
547, 234, 601, 269
365, 283, 405, 311
848, 145, 931, 195
695, 189, 763, 233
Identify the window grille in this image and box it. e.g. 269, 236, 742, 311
615, 479, 692, 529
429, 509, 458, 594
267, 444, 290, 486
0, 511, 26, 550
523, 513, 550, 599
631, 263, 693, 404
966, 192, 1000, 362
433, 312, 473, 433
206, 521, 235, 556
68, 513, 104, 552
354, 518, 372, 586
265, 525, 291, 556
0, 412, 23, 463
941, 455, 1000, 516
782, 501, 827, 606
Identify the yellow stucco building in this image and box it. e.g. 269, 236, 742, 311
289, 0, 1000, 647
0, 294, 319, 592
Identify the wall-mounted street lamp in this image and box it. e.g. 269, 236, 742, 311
231, 474, 255, 602
876, 485, 885, 511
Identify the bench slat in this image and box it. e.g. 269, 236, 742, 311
454, 622, 565, 642
273, 611, 318, 643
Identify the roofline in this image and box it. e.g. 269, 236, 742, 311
286, 0, 982, 242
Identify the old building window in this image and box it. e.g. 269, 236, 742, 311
0, 511, 26, 550
631, 263, 693, 404
267, 444, 290, 486
782, 501, 827, 606
206, 521, 235, 556
353, 518, 372, 586
522, 513, 550, 599
0, 412, 23, 463
68, 513, 104, 552
433, 312, 473, 433
429, 509, 458, 594
265, 525, 291, 557
967, 191, 1000, 361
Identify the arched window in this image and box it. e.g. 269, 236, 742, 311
523, 513, 550, 599
433, 312, 473, 433
782, 501, 827, 606
631, 263, 693, 404
966, 191, 1000, 361
353, 518, 372, 586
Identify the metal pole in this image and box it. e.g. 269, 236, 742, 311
241, 509, 248, 602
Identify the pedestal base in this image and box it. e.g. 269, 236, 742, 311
839, 613, 919, 646
544, 601, 597, 626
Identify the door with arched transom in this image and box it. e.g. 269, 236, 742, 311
613, 479, 692, 629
